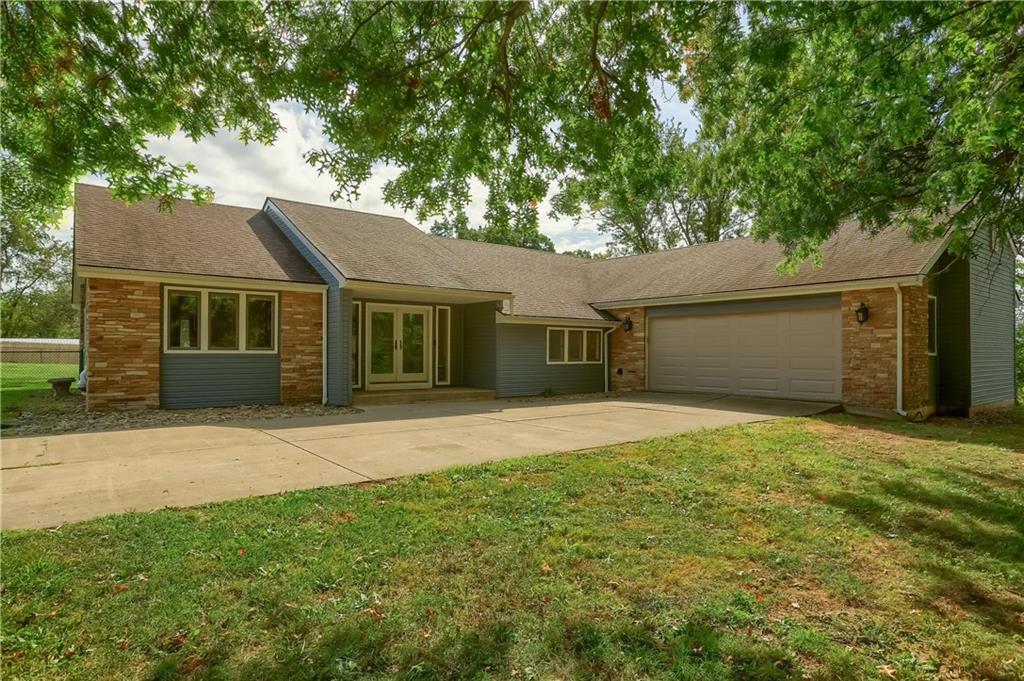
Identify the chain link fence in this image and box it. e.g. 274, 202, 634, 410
1, 346, 81, 415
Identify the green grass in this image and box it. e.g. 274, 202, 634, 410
3, 413, 1023, 680
0, 362, 79, 420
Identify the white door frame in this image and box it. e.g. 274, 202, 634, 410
364, 302, 433, 390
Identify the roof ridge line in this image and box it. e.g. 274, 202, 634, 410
76, 182, 264, 213
587, 234, 757, 264
427, 233, 594, 262
269, 196, 415, 222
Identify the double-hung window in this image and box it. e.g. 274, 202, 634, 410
165, 288, 277, 353
547, 328, 602, 364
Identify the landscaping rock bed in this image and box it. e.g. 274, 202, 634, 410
3, 394, 360, 437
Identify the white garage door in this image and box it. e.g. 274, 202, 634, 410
648, 307, 841, 401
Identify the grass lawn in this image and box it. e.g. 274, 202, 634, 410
0, 362, 78, 420
2, 413, 1022, 680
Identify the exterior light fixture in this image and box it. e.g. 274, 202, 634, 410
855, 303, 869, 325
622, 316, 633, 332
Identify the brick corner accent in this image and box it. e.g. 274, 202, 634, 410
86, 277, 161, 411
280, 290, 323, 403
607, 307, 646, 391
841, 285, 931, 414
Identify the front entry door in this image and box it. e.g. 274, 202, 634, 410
367, 304, 430, 387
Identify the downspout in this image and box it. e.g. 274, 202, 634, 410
893, 284, 907, 416
321, 288, 328, 404
603, 325, 618, 394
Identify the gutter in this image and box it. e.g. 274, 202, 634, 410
592, 275, 925, 310
321, 289, 328, 405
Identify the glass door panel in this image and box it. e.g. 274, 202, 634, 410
369, 310, 396, 382
400, 311, 427, 381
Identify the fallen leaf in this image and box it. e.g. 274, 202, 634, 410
237, 548, 246, 557
540, 563, 552, 574
118, 639, 128, 652
332, 512, 356, 524
114, 583, 129, 593
877, 664, 897, 679
755, 593, 765, 602
166, 632, 187, 651
421, 628, 432, 639
365, 606, 386, 622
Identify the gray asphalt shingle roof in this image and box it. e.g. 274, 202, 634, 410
271, 197, 604, 319
585, 222, 945, 306
75, 186, 948, 320
273, 198, 946, 317
74, 184, 324, 284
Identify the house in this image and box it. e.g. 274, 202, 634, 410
72, 183, 1017, 417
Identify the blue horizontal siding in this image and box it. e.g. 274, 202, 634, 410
161, 353, 280, 408
969, 229, 1016, 405
496, 324, 604, 396
462, 302, 497, 389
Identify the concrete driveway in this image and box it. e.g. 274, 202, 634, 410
1, 392, 833, 529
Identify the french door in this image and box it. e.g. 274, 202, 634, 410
366, 304, 430, 387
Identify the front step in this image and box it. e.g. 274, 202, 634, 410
353, 387, 496, 406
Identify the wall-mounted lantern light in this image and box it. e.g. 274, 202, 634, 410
622, 316, 633, 332
855, 303, 869, 325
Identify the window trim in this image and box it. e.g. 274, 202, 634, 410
546, 327, 603, 365
435, 305, 451, 386
163, 287, 278, 354
927, 294, 938, 356
352, 300, 362, 388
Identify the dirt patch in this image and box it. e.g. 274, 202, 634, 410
4, 396, 361, 437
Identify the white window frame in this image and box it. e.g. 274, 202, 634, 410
163, 287, 278, 354
927, 294, 938, 356
546, 327, 603, 365
352, 300, 362, 388
435, 305, 451, 386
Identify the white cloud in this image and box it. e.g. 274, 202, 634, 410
64, 102, 606, 253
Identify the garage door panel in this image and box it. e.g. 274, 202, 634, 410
791, 356, 836, 371
649, 306, 841, 401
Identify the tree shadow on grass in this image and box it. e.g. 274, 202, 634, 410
149, 616, 811, 681
912, 562, 1024, 637
151, 617, 516, 681
817, 412, 1024, 454
827, 474, 1023, 564
823, 471, 1024, 637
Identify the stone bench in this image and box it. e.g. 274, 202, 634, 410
47, 377, 75, 397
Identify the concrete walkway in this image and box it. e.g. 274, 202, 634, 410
1, 392, 834, 529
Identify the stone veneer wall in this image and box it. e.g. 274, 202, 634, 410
86, 278, 161, 411
279, 290, 324, 402
607, 306, 647, 391
841, 286, 930, 414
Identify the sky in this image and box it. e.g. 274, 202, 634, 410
66, 92, 698, 254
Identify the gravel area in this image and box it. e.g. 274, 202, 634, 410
2, 394, 361, 437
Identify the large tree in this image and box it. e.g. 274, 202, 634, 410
3, 1, 1022, 262
555, 129, 746, 255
